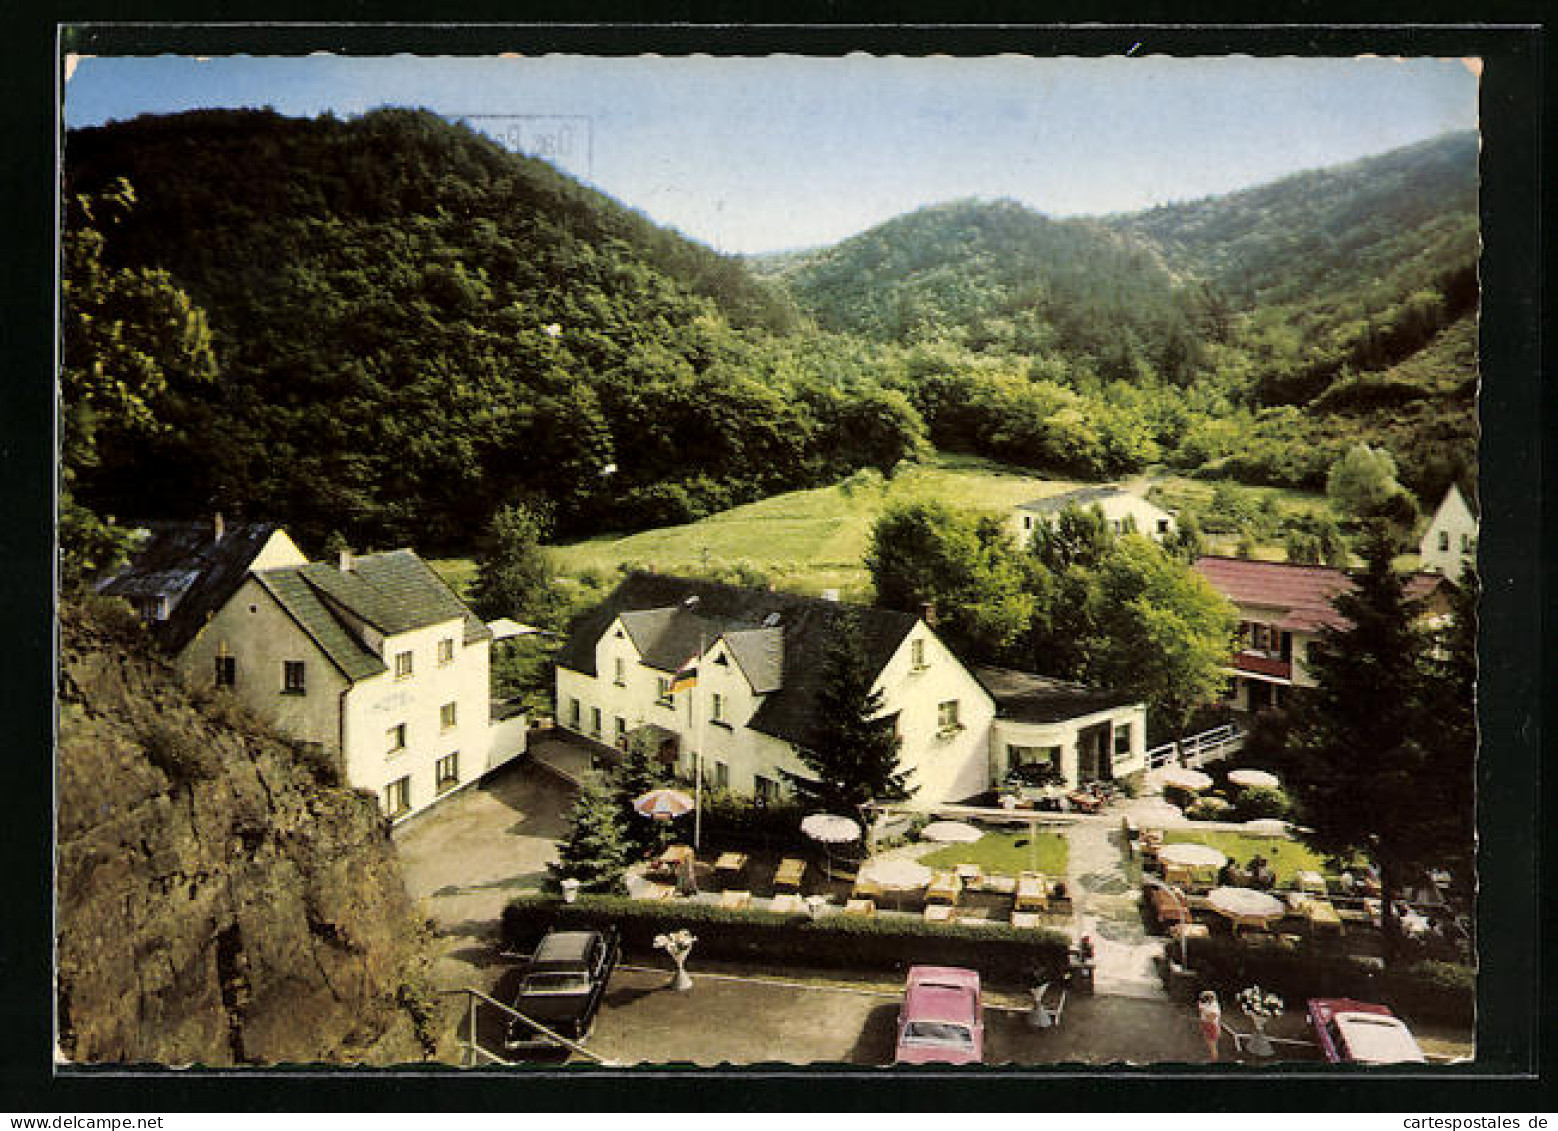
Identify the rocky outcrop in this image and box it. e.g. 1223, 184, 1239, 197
57, 598, 446, 1065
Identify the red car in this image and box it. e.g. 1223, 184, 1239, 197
894, 965, 984, 1065
1307, 998, 1426, 1064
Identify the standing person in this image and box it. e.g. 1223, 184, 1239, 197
1198, 990, 1223, 1061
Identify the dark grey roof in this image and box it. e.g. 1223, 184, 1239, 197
971, 666, 1141, 724
256, 550, 489, 684
721, 627, 784, 694
96, 521, 289, 653
296, 551, 490, 644
491, 697, 528, 723
556, 572, 919, 749
1016, 486, 1140, 514
253, 568, 387, 683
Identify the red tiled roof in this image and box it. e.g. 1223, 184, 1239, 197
1193, 556, 1444, 634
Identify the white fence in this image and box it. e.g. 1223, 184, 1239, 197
1145, 722, 1244, 771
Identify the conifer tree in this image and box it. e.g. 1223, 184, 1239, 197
1278, 530, 1460, 961
785, 615, 914, 815
549, 773, 630, 894
612, 735, 675, 858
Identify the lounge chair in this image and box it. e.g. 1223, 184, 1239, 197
923, 903, 956, 924
774, 857, 807, 892
843, 898, 876, 917
926, 872, 961, 905
1015, 871, 1048, 912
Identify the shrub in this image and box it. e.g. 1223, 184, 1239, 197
1180, 936, 1473, 1026
698, 792, 812, 851
501, 894, 1071, 987
1234, 785, 1292, 822
1186, 796, 1234, 821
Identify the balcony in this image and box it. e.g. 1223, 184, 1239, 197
1233, 651, 1292, 681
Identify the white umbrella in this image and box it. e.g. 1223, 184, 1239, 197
859, 857, 934, 906
1228, 769, 1280, 790
801, 813, 862, 876
1207, 886, 1285, 920
1160, 767, 1213, 792
800, 813, 862, 844
1244, 818, 1291, 837
1158, 842, 1228, 870
920, 820, 983, 844
633, 788, 694, 821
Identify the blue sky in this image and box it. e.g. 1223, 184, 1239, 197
64, 54, 1479, 254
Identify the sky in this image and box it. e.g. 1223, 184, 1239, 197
63, 54, 1479, 255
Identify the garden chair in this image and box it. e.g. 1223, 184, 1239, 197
923, 903, 956, 924
926, 871, 962, 906
1028, 981, 1068, 1029
774, 857, 807, 892
1015, 871, 1048, 912
843, 898, 876, 918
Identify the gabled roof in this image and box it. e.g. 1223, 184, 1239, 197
256, 550, 490, 683
556, 572, 919, 749
1016, 486, 1162, 515
96, 521, 288, 653
295, 551, 489, 644
972, 666, 1141, 724
1193, 556, 1445, 634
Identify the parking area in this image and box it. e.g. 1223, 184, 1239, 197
472, 959, 1326, 1067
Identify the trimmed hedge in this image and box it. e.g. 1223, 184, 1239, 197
1181, 936, 1474, 1026
502, 894, 1071, 987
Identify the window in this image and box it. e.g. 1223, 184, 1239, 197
590, 707, 602, 736
568, 698, 581, 728
1438, 530, 1450, 552
711, 693, 725, 721
753, 775, 778, 804
1023, 516, 1033, 530
613, 657, 626, 686
437, 637, 455, 665
387, 723, 407, 756
282, 660, 306, 695
656, 677, 672, 705
1113, 723, 1132, 758
214, 653, 236, 688
714, 761, 729, 790
394, 650, 414, 680
615, 716, 626, 739
910, 638, 927, 671
435, 753, 459, 793
440, 701, 457, 731
937, 700, 961, 735
383, 776, 411, 818
1157, 518, 1170, 534
1461, 532, 1473, 552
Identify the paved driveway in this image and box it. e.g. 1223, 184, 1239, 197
393, 757, 573, 991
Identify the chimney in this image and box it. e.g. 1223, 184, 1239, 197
213, 512, 225, 543
920, 601, 938, 626
338, 548, 353, 573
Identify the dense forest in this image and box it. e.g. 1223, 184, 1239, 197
63, 110, 1479, 560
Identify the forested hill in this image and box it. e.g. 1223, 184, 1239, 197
65, 108, 920, 552
766, 199, 1213, 386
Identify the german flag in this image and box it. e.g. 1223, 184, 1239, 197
668, 655, 699, 693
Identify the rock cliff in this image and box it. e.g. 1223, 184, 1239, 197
57, 598, 445, 1065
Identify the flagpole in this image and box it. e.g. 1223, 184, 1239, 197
693, 629, 705, 852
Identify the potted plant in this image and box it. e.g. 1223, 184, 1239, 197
1235, 984, 1285, 1057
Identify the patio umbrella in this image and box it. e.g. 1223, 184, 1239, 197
1160, 767, 1213, 792
920, 820, 983, 844
1157, 842, 1228, 870
1207, 886, 1285, 921
1228, 769, 1280, 790
633, 788, 695, 821
801, 813, 862, 876
859, 857, 934, 909
1243, 818, 1291, 837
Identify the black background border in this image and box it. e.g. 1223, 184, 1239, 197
1, 7, 1545, 1113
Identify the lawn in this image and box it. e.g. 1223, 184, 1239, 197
1146, 476, 1339, 561
917, 830, 1070, 877
547, 452, 1089, 598
1163, 829, 1344, 884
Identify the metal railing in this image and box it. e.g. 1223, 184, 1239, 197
438, 986, 609, 1067
1147, 723, 1245, 771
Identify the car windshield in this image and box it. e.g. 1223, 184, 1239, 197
902, 1021, 973, 1048
522, 972, 590, 995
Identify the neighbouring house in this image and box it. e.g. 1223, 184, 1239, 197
1418, 483, 1478, 577
98, 521, 513, 821
1013, 486, 1176, 547
1192, 556, 1448, 714
554, 572, 1146, 805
